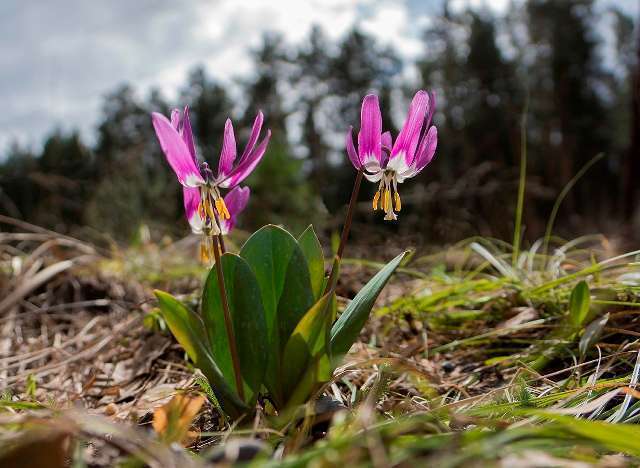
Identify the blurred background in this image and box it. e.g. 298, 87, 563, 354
0, 0, 638, 248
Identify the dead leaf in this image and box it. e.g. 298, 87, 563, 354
0, 431, 71, 468
498, 307, 539, 329
152, 393, 205, 445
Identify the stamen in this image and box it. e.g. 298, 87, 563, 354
204, 198, 216, 220
384, 189, 391, 213
219, 198, 231, 220
199, 241, 210, 263
372, 190, 380, 210
394, 192, 401, 212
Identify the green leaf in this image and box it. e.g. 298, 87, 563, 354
330, 251, 407, 358
239, 225, 315, 405
298, 225, 325, 300
201, 254, 268, 405
579, 313, 609, 359
285, 352, 333, 411
281, 292, 332, 393
524, 411, 640, 457
569, 280, 591, 329
154, 290, 247, 417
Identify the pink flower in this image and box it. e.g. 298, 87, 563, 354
183, 185, 250, 235
346, 91, 438, 220
151, 107, 269, 234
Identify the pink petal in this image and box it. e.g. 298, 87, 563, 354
181, 106, 197, 163
414, 125, 438, 172
357, 94, 382, 164
346, 126, 361, 169
425, 91, 437, 127
152, 112, 205, 187
381, 131, 392, 152
170, 109, 181, 130
183, 187, 204, 234
220, 186, 250, 234
239, 111, 264, 163
218, 130, 271, 189
390, 90, 429, 165
217, 118, 237, 178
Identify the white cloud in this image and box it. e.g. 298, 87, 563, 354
0, 0, 382, 151
0, 0, 635, 152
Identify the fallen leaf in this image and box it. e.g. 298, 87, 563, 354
152, 393, 205, 445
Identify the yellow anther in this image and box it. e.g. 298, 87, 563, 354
220, 199, 231, 220
213, 198, 229, 220
394, 192, 401, 212
372, 191, 380, 210
384, 189, 391, 213
204, 198, 216, 220
199, 242, 210, 263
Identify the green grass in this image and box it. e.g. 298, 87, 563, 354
2, 225, 640, 466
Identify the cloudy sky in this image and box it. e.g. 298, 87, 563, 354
0, 0, 636, 152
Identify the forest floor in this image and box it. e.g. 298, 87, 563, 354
1, 217, 640, 467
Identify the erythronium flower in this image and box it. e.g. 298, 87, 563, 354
183, 185, 250, 260
346, 91, 438, 220
151, 107, 270, 256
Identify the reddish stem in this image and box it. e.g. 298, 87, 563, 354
212, 236, 244, 401
323, 170, 363, 295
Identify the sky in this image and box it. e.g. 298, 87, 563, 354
0, 0, 637, 153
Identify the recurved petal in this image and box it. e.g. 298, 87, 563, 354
219, 129, 271, 189
390, 90, 429, 165
181, 106, 197, 162
183, 187, 204, 234
425, 91, 437, 127
346, 127, 361, 169
363, 170, 384, 183
217, 118, 237, 178
170, 109, 181, 131
381, 131, 392, 152
220, 186, 250, 235
152, 112, 205, 187
239, 111, 264, 163
357, 94, 382, 164
414, 125, 438, 172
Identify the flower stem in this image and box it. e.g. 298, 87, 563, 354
211, 236, 244, 401
323, 170, 363, 295
218, 233, 227, 254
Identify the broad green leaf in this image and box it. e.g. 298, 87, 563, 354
281, 293, 332, 393
569, 280, 590, 329
298, 225, 325, 300
330, 251, 407, 357
201, 254, 268, 405
285, 352, 333, 411
154, 290, 246, 418
239, 225, 315, 405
